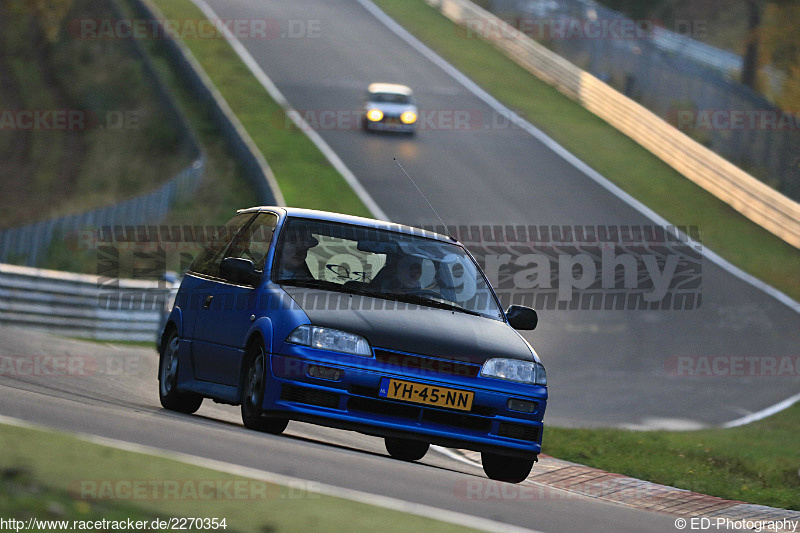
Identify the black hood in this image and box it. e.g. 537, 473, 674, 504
283, 287, 534, 364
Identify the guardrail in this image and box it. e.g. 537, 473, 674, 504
0, 263, 167, 342
426, 0, 800, 248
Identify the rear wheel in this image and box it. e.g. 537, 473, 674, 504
241, 342, 288, 434
158, 329, 203, 413
481, 452, 534, 483
385, 437, 429, 461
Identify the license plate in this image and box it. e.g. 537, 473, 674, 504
378, 378, 474, 411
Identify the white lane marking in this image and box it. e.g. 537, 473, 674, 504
722, 391, 800, 428
355, 0, 800, 315
0, 414, 543, 533
431, 445, 482, 468
189, 0, 388, 221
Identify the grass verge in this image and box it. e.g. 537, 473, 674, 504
371, 0, 800, 301
544, 402, 800, 510
0, 422, 476, 533
148, 0, 371, 218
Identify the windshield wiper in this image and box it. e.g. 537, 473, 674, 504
392, 293, 483, 316
276, 278, 329, 290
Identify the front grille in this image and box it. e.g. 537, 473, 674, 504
348, 384, 377, 397
471, 405, 497, 416
280, 385, 340, 409
374, 349, 480, 378
422, 409, 492, 432
497, 422, 541, 442
347, 397, 420, 419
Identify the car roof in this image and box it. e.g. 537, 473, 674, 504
236, 206, 454, 243
367, 83, 413, 96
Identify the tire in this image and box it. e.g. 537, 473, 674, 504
158, 329, 203, 414
241, 342, 288, 434
385, 437, 429, 461
481, 452, 534, 483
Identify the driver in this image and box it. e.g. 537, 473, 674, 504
394, 256, 422, 291
277, 226, 318, 281
372, 254, 422, 292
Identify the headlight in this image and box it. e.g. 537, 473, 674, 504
400, 111, 417, 124
481, 358, 546, 385
366, 109, 383, 122
286, 325, 372, 357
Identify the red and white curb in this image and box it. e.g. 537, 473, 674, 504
446, 448, 800, 531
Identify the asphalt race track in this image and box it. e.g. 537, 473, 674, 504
0, 327, 690, 532
201, 0, 799, 428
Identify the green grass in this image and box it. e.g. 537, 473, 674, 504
371, 0, 800, 301
149, 0, 371, 218
544, 402, 800, 510
0, 423, 476, 533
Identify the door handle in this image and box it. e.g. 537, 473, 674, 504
203, 295, 213, 309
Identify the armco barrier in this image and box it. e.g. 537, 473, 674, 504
426, 0, 800, 248
0, 263, 167, 342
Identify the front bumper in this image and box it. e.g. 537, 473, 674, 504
364, 115, 416, 132
264, 349, 546, 458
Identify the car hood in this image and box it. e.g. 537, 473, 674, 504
366, 102, 417, 115
283, 287, 534, 365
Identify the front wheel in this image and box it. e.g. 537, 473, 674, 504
481, 452, 534, 483
241, 343, 288, 434
158, 329, 203, 413
385, 437, 429, 461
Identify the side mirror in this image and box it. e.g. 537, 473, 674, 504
506, 305, 538, 330
220, 257, 261, 286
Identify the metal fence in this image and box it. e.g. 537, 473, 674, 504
428, 0, 800, 248
0, 263, 167, 342
0, 159, 205, 267
488, 0, 800, 200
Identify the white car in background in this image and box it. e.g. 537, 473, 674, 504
362, 83, 418, 135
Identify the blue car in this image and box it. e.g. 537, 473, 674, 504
158, 207, 547, 482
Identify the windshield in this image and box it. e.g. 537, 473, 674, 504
272, 218, 503, 320
370, 92, 412, 104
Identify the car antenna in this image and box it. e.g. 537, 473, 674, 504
393, 158, 457, 241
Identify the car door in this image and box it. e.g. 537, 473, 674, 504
190, 212, 278, 386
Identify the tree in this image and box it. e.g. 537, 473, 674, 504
7, 0, 74, 43
741, 0, 761, 89
759, 1, 800, 110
